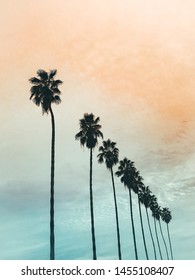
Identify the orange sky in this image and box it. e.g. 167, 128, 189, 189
1, 0, 195, 120
1, 0, 195, 142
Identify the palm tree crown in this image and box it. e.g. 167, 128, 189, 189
115, 157, 135, 187
150, 201, 161, 221
29, 69, 62, 114
75, 113, 103, 148
161, 208, 172, 224
139, 186, 153, 208
97, 139, 119, 169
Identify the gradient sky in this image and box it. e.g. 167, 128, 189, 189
0, 0, 195, 260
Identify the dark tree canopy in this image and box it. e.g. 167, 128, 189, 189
75, 113, 103, 149
161, 207, 172, 224
29, 69, 62, 114
97, 139, 119, 169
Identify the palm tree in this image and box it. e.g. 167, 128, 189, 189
158, 207, 169, 260
133, 172, 149, 260
161, 207, 173, 259
151, 202, 169, 260
29, 69, 62, 260
116, 158, 138, 260
75, 113, 103, 260
139, 186, 157, 260
150, 198, 163, 260
97, 139, 122, 260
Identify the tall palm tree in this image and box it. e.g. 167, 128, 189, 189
97, 139, 122, 260
75, 113, 103, 260
154, 205, 170, 260
158, 207, 169, 260
133, 172, 149, 260
116, 158, 138, 260
150, 198, 163, 260
29, 69, 62, 260
139, 186, 157, 260
161, 207, 173, 259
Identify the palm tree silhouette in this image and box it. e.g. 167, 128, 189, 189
158, 206, 169, 259
133, 172, 149, 260
139, 186, 157, 260
116, 158, 138, 260
161, 207, 173, 259
150, 197, 163, 260
29, 69, 62, 260
97, 139, 122, 260
151, 201, 170, 260
75, 113, 103, 260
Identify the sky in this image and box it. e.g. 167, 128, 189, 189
0, 0, 195, 260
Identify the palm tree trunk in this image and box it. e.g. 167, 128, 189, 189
145, 207, 157, 260
90, 148, 97, 260
138, 198, 149, 259
154, 218, 163, 260
49, 107, 55, 260
159, 220, 169, 259
111, 167, 122, 260
128, 188, 138, 260
167, 223, 173, 260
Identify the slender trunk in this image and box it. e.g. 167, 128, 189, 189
145, 207, 157, 260
154, 218, 163, 260
159, 220, 169, 259
90, 148, 97, 260
49, 107, 55, 260
167, 223, 173, 260
111, 167, 122, 260
138, 198, 149, 259
128, 188, 138, 260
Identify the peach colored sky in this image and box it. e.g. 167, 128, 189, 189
1, 0, 195, 124
0, 0, 195, 156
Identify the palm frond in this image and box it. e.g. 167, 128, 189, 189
94, 116, 100, 124
29, 77, 41, 84
97, 153, 104, 164
37, 69, 48, 81
53, 95, 61, 104
30, 85, 42, 96
75, 130, 83, 140
52, 79, 63, 87
52, 87, 61, 94
32, 96, 41, 106
49, 69, 57, 79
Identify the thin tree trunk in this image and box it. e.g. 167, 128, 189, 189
145, 208, 157, 260
49, 107, 55, 260
111, 167, 122, 260
138, 198, 149, 259
128, 188, 138, 260
90, 148, 97, 260
167, 223, 173, 260
159, 220, 169, 259
154, 218, 163, 260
